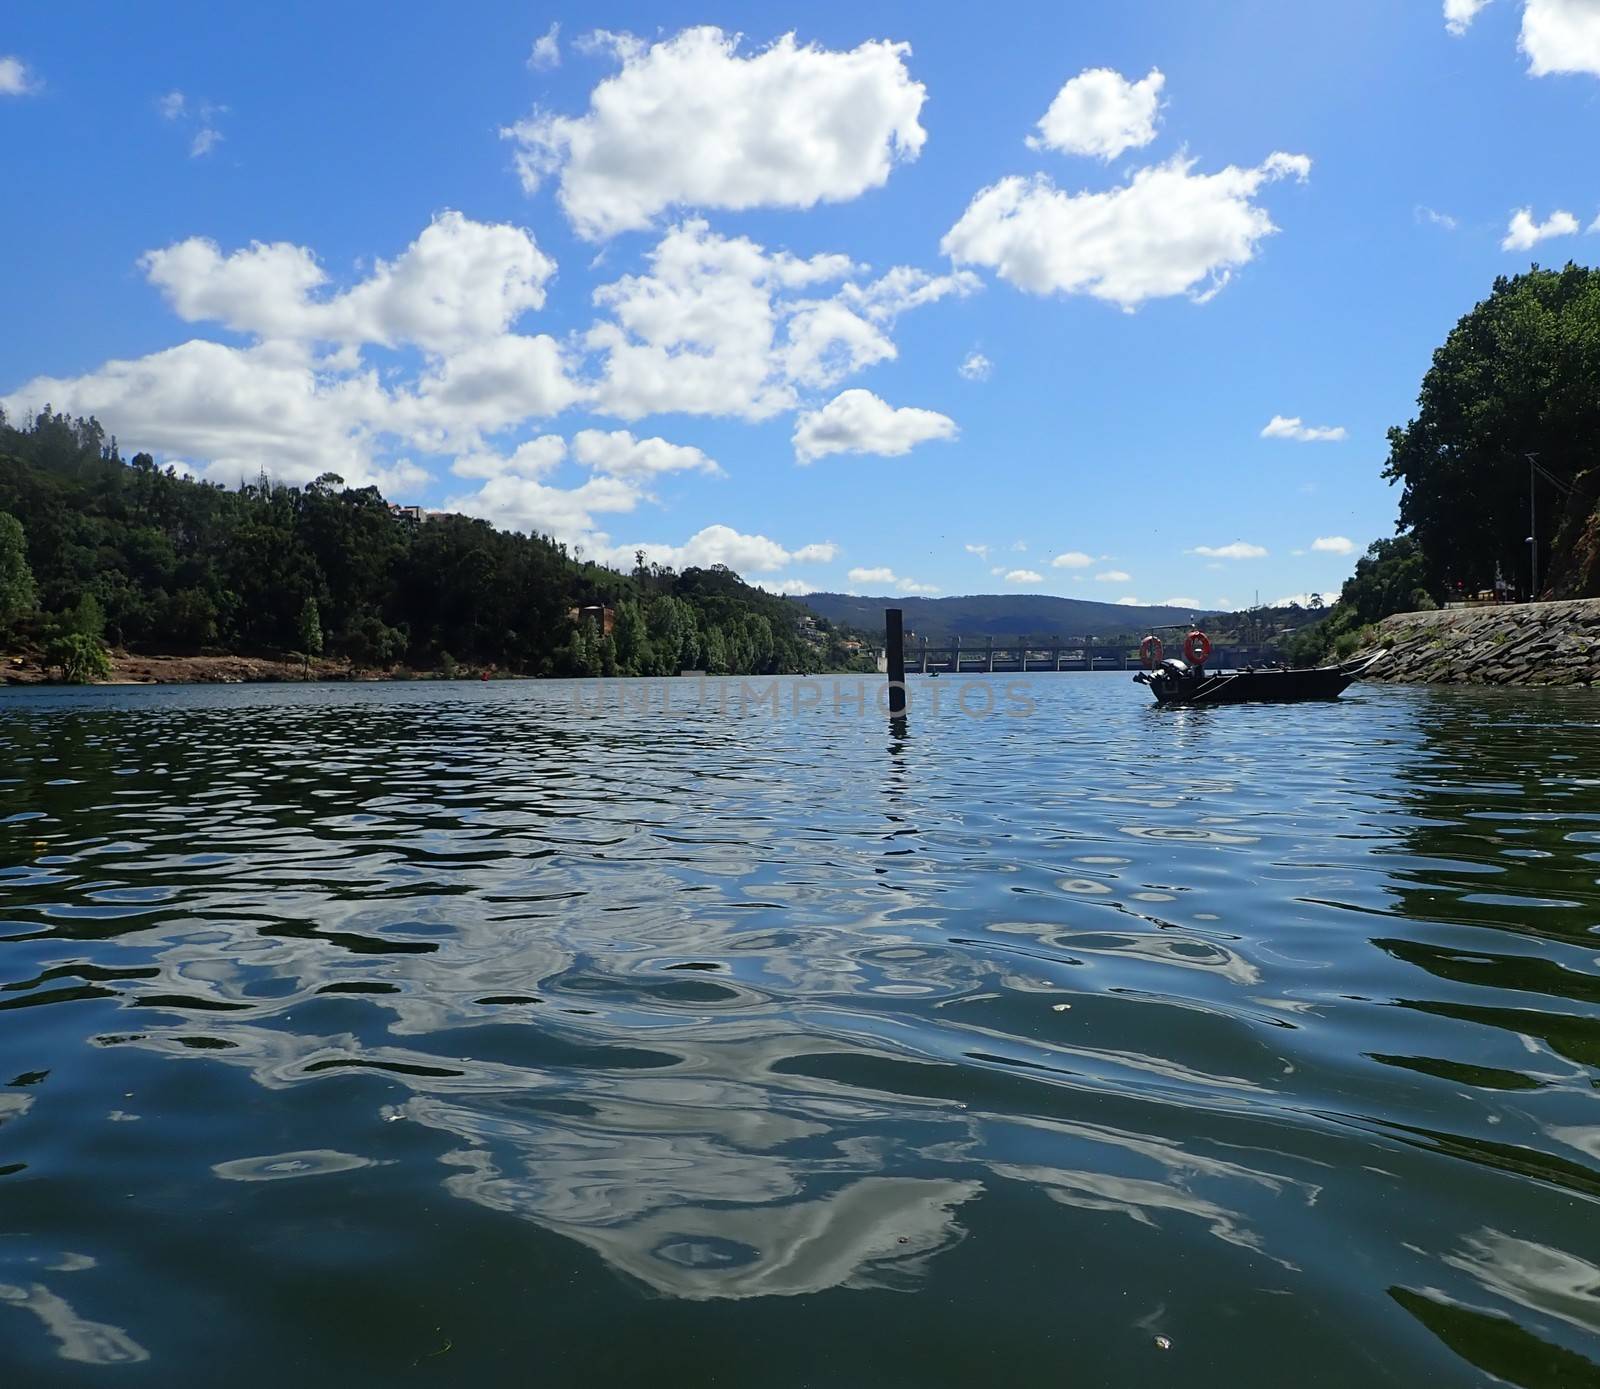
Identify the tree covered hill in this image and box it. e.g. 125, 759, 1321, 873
793, 591, 1213, 641
0, 409, 857, 678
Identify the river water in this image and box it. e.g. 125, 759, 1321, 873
2, 673, 1599, 1386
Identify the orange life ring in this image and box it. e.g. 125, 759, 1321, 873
1183, 630, 1212, 665
1139, 635, 1163, 669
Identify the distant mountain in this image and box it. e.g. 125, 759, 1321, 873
793, 592, 1213, 640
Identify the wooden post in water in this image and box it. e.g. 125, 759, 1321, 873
885, 608, 907, 715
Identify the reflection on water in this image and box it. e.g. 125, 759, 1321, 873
3, 675, 1600, 1384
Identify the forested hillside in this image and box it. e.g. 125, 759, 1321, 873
0, 409, 854, 678
795, 591, 1209, 639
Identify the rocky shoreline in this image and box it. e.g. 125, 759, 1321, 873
1368, 600, 1600, 686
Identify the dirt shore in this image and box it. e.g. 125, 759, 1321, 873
3, 650, 461, 686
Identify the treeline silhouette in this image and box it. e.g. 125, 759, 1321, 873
0, 409, 856, 677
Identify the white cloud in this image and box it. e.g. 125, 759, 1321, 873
528, 22, 561, 71
965, 542, 990, 560
1094, 569, 1131, 582
1051, 551, 1093, 568
1114, 596, 1146, 606
157, 90, 186, 120
1005, 569, 1044, 584
1027, 67, 1164, 161
1521, 0, 1600, 76
1445, 0, 1494, 36
1311, 535, 1357, 555
792, 542, 838, 564
1191, 542, 1268, 559
190, 127, 223, 158
1158, 596, 1201, 607
450, 474, 646, 543
846, 565, 939, 593
1272, 592, 1326, 608
1416, 205, 1459, 231
942, 152, 1311, 310
143, 211, 559, 352
504, 26, 927, 239
570, 428, 722, 479
619, 523, 825, 575
1261, 414, 1347, 442
839, 266, 982, 322
0, 56, 39, 96
584, 221, 961, 421
398, 333, 582, 451
793, 389, 957, 463
3, 215, 588, 488
1, 339, 409, 492
451, 434, 568, 480
1501, 206, 1580, 250
958, 351, 993, 381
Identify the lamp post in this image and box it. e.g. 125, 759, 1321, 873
1526, 452, 1539, 601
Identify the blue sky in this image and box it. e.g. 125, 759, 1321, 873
3, 1, 1598, 608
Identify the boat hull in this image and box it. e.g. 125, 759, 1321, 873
1137, 652, 1384, 707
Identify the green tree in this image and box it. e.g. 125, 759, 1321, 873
0, 510, 35, 636
1384, 263, 1600, 597
297, 597, 324, 677
69, 591, 105, 638
46, 633, 112, 684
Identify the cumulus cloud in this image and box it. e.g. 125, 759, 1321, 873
617, 523, 830, 575
846, 565, 939, 593
1453, 1, 1600, 76
0, 56, 39, 96
570, 428, 722, 479
793, 543, 839, 563
2, 339, 411, 491
1051, 551, 1093, 568
958, 351, 993, 381
585, 220, 960, 420
1311, 535, 1357, 555
965, 543, 990, 560
1445, 0, 1494, 35
1261, 414, 1347, 442
1158, 596, 1201, 607
1027, 67, 1164, 161
504, 27, 927, 239
1502, 206, 1580, 250
1520, 0, 1600, 76
1114, 596, 1146, 606
143, 211, 558, 351
943, 152, 1310, 310
2, 214, 589, 490
449, 473, 646, 543
450, 435, 568, 481
1004, 569, 1044, 584
528, 22, 561, 71
792, 389, 958, 463
757, 578, 817, 596
1191, 542, 1268, 559
1094, 569, 1131, 582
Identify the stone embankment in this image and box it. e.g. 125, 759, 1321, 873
1368, 600, 1600, 686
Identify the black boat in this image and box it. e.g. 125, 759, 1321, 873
1134, 650, 1386, 706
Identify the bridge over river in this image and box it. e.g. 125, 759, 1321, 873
864, 636, 1272, 673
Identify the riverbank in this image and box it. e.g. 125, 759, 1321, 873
2, 650, 463, 685
3, 649, 874, 686
1368, 599, 1600, 686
